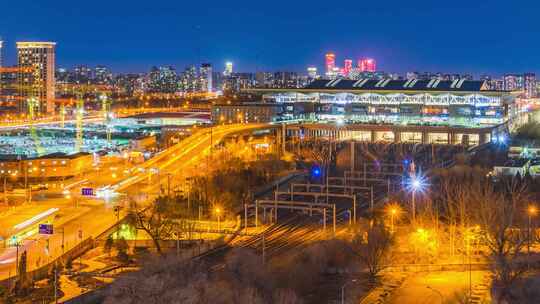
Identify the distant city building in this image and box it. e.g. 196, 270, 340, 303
407, 72, 473, 81
343, 59, 353, 76
0, 40, 3, 70
223, 73, 256, 93
307, 66, 318, 79
0, 40, 3, 92
255, 72, 274, 88
224, 62, 233, 77
113, 73, 140, 95
325, 52, 336, 77
211, 102, 282, 123
17, 42, 56, 114
503, 74, 524, 92
147, 66, 178, 93
359, 58, 376, 72
524, 73, 537, 98
95, 65, 113, 85
74, 65, 92, 84
179, 66, 198, 93
200, 63, 213, 92
348, 70, 391, 80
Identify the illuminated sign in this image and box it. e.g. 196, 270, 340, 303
39, 224, 53, 235
81, 187, 94, 196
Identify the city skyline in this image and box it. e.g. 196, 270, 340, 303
1, 0, 539, 76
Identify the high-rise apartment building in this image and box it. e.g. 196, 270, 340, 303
17, 42, 56, 114
524, 73, 537, 98
503, 74, 524, 92
95, 65, 113, 85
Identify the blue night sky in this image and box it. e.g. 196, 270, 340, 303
0, 0, 537, 76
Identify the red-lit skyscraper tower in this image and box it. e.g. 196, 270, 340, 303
343, 59, 352, 76
325, 52, 336, 74
359, 58, 376, 72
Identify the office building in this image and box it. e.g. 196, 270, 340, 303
325, 53, 336, 76
343, 59, 353, 76
17, 42, 56, 114
211, 102, 282, 123
307, 66, 318, 79
224, 62, 233, 76
200, 63, 213, 92
359, 58, 376, 72
0, 40, 3, 70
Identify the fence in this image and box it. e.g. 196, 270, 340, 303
0, 237, 96, 289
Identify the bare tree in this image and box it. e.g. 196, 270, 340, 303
473, 178, 528, 303
127, 196, 177, 255
350, 223, 393, 281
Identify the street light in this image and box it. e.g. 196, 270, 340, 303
215, 207, 222, 230
390, 207, 397, 233
406, 174, 427, 224
386, 204, 400, 233
528, 205, 537, 270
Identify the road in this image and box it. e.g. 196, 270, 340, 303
386, 271, 488, 304
0, 122, 273, 281
0, 107, 207, 130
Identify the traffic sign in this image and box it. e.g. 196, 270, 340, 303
39, 224, 54, 235
81, 187, 94, 196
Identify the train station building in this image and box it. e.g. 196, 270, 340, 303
247, 78, 518, 145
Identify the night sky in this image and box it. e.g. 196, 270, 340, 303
1, 0, 537, 76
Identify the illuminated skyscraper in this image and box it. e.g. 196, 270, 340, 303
359, 58, 376, 72
0, 40, 3, 70
0, 40, 3, 92
325, 53, 336, 75
224, 61, 233, 76
200, 63, 213, 92
343, 59, 352, 76
17, 42, 56, 114
307, 66, 318, 79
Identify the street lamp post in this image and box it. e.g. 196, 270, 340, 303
215, 207, 222, 230
408, 176, 425, 224
528, 205, 537, 270
390, 208, 397, 233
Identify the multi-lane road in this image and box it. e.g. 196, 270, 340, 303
0, 122, 273, 280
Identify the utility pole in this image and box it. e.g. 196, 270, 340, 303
54, 260, 58, 304
244, 204, 248, 229
333, 204, 336, 235
370, 186, 374, 211
262, 233, 266, 265
353, 195, 357, 224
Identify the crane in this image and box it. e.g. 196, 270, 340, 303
100, 93, 112, 145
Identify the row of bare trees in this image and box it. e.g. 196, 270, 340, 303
416, 167, 533, 302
